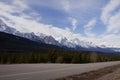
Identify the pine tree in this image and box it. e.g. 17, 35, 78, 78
56, 56, 63, 63
90, 52, 97, 63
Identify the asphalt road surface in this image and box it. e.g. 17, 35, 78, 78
0, 61, 120, 80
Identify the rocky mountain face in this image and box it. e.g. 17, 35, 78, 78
0, 19, 119, 52
0, 19, 60, 46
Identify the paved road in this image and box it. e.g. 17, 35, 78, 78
0, 61, 120, 80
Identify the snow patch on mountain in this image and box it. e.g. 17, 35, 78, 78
0, 19, 120, 52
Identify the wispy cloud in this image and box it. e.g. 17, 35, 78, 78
0, 0, 42, 31
69, 17, 77, 31
108, 12, 120, 33
84, 18, 96, 37
101, 0, 120, 33
0, 0, 120, 48
0, 0, 83, 41
61, 0, 70, 12
101, 0, 120, 24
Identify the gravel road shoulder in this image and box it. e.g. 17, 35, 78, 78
55, 64, 120, 80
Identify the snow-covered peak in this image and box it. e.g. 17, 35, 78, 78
0, 19, 6, 26
100, 45, 107, 48
1, 19, 120, 52
0, 19, 98, 49
43, 36, 58, 45
0, 19, 16, 34
35, 32, 47, 39
0, 19, 7, 31
69, 38, 97, 48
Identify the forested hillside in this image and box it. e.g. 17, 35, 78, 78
0, 32, 63, 53
0, 51, 120, 64
0, 32, 120, 64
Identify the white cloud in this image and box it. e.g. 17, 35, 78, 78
101, 0, 120, 33
98, 0, 120, 48
1, 0, 120, 48
61, 0, 70, 12
95, 34, 120, 48
13, 0, 28, 10
84, 18, 96, 37
69, 17, 77, 31
101, 0, 120, 24
0, 0, 83, 41
25, 0, 104, 19
65, 27, 71, 32
107, 11, 120, 33
0, 0, 28, 14
0, 0, 41, 31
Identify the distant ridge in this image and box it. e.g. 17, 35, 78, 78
0, 19, 120, 53
0, 31, 63, 53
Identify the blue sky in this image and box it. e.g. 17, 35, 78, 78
25, 0, 108, 35
0, 0, 120, 48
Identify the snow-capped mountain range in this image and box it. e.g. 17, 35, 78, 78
0, 19, 119, 52
0, 19, 61, 46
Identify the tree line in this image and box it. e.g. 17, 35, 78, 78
0, 49, 120, 64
